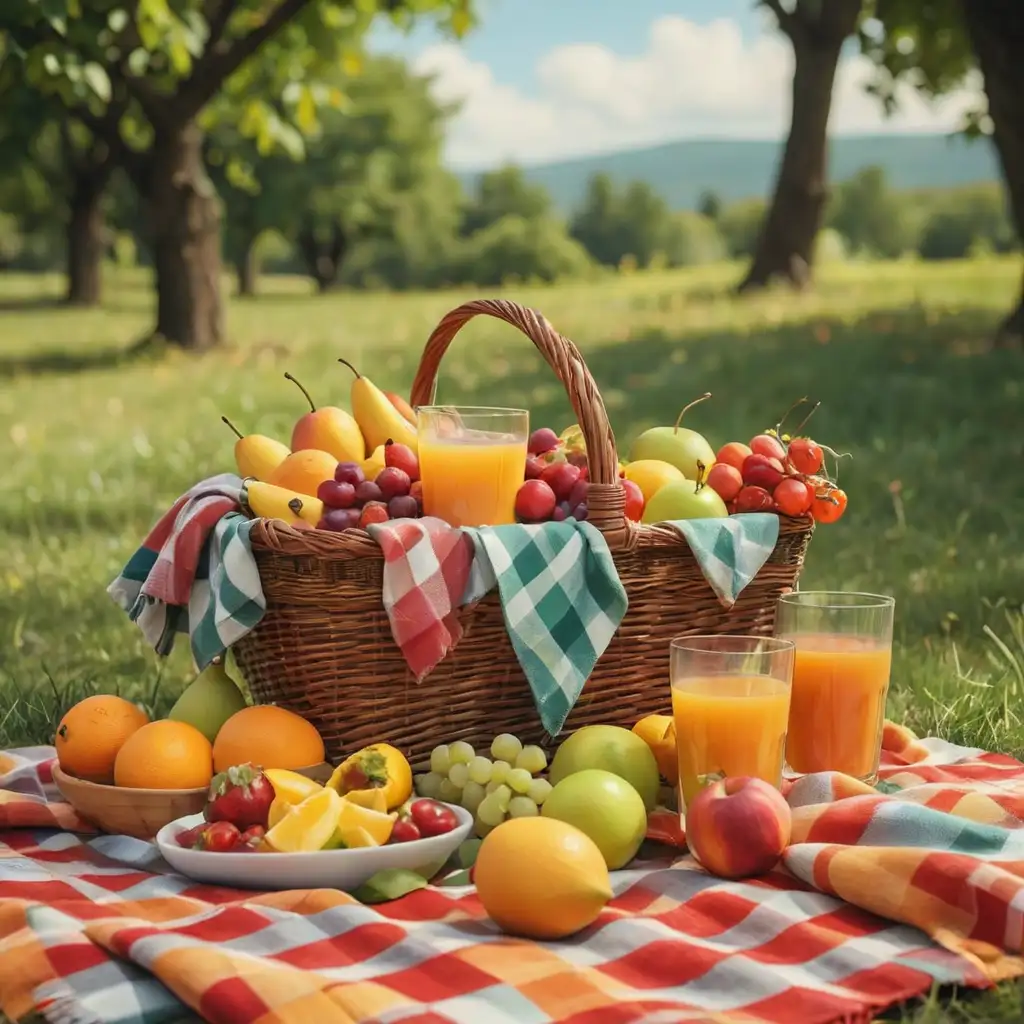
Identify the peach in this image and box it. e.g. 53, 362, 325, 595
685, 776, 792, 880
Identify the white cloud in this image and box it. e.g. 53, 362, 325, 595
411, 15, 983, 169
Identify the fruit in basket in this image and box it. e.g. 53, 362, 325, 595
376, 467, 411, 501
621, 478, 645, 521
167, 659, 247, 744
204, 763, 276, 829
337, 358, 418, 452
264, 769, 322, 805
268, 449, 339, 499
55, 695, 150, 784
361, 446, 387, 480
318, 480, 356, 508
264, 786, 343, 853
384, 441, 420, 481
327, 743, 413, 811
734, 485, 775, 513
629, 394, 715, 480
622, 460, 686, 504
540, 461, 581, 502
706, 463, 742, 502
542, 768, 647, 870
773, 477, 814, 517
715, 441, 752, 472
384, 391, 417, 425
319, 508, 361, 532
515, 479, 557, 523
285, 372, 364, 463
524, 454, 545, 480
474, 817, 613, 939
642, 464, 727, 524
355, 480, 384, 505
684, 776, 792, 880
742, 453, 785, 492
631, 714, 678, 781
221, 418, 290, 482
749, 432, 787, 461
245, 481, 324, 527
812, 484, 848, 524
359, 502, 390, 527
114, 720, 214, 790
212, 705, 325, 774
550, 725, 660, 812
388, 495, 419, 519
528, 427, 560, 455
335, 461, 366, 487
787, 436, 823, 476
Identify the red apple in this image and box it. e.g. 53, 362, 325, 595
621, 479, 644, 521
685, 776, 792, 880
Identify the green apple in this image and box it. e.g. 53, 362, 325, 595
629, 393, 716, 480
549, 725, 660, 811
642, 478, 728, 524
542, 769, 648, 870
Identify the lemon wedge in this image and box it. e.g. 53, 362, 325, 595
343, 788, 388, 813
265, 769, 323, 805
264, 787, 342, 853
338, 826, 378, 849
323, 798, 396, 849
267, 795, 294, 830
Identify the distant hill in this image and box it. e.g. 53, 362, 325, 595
458, 134, 1001, 212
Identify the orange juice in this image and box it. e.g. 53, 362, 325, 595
785, 634, 892, 779
419, 436, 527, 527
672, 675, 790, 808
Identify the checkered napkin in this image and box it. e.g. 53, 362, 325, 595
107, 474, 266, 671
656, 512, 780, 607
365, 517, 474, 681
461, 521, 629, 735
3, 728, 1024, 1024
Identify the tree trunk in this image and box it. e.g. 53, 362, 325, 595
739, 3, 861, 293
297, 220, 347, 293
65, 168, 108, 306
236, 233, 258, 297
141, 121, 224, 349
962, 0, 1024, 348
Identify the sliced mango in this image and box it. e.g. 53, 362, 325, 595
264, 787, 342, 853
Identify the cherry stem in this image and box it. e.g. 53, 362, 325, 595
674, 392, 712, 433
337, 357, 362, 379
775, 396, 811, 434
789, 401, 821, 438
285, 373, 316, 412
221, 416, 244, 440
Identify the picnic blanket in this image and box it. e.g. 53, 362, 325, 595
2, 724, 1024, 1024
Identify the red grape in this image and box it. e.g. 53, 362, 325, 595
773, 477, 813, 516
376, 467, 411, 501
319, 508, 360, 532
317, 480, 356, 508
570, 502, 588, 521
552, 504, 568, 522
568, 478, 589, 508
358, 502, 390, 527
385, 442, 420, 481
749, 433, 786, 461
734, 486, 774, 512
528, 427, 560, 455
335, 462, 365, 487
706, 463, 742, 501
515, 480, 557, 522
540, 461, 581, 501
621, 479, 644, 521
354, 480, 383, 505
524, 455, 545, 480
787, 437, 823, 475
388, 495, 420, 520
716, 442, 752, 472
742, 453, 784, 491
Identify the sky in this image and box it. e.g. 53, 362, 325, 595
368, 0, 981, 170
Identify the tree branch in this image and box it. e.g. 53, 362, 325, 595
202, 0, 236, 57
178, 0, 317, 121
760, 0, 797, 39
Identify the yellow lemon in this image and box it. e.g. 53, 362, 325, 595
267, 796, 294, 830
623, 460, 687, 504
327, 798, 396, 848
338, 826, 377, 849
343, 788, 389, 813
264, 787, 342, 853
265, 768, 323, 805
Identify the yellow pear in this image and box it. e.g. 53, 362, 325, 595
337, 358, 418, 453
222, 417, 290, 481
245, 481, 323, 527
361, 444, 387, 480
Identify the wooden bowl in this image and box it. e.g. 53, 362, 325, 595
52, 765, 208, 840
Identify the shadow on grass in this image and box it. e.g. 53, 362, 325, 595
0, 332, 162, 379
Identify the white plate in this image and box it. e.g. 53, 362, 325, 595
155, 803, 474, 891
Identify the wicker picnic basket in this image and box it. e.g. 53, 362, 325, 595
233, 299, 813, 766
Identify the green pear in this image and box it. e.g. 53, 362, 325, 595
629, 393, 716, 480
168, 658, 248, 743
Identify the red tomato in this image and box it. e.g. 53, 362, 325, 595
773, 478, 813, 517
409, 799, 459, 837
389, 819, 422, 844
621, 479, 645, 521
812, 487, 848, 524
788, 437, 823, 475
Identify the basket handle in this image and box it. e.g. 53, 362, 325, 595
409, 299, 629, 540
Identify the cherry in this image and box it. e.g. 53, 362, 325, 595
742, 453, 785, 491
715, 442, 752, 472
515, 480, 557, 522
734, 485, 774, 513
706, 463, 742, 501
773, 477, 813, 517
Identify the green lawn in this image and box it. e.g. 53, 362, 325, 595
1, 257, 1023, 1022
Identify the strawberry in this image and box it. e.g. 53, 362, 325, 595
197, 820, 241, 852
176, 823, 211, 849
204, 763, 276, 830
238, 825, 266, 851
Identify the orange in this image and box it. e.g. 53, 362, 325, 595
56, 695, 150, 783
113, 720, 214, 790
213, 705, 325, 774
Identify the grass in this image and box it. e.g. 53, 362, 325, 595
1, 256, 1023, 1022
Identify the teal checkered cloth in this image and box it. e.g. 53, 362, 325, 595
461, 521, 628, 736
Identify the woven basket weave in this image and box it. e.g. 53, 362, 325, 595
233, 299, 813, 766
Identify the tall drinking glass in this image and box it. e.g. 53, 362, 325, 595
417, 406, 529, 528
775, 592, 895, 783
670, 635, 795, 818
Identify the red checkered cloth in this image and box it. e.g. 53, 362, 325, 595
1, 726, 1022, 1024
366, 517, 474, 681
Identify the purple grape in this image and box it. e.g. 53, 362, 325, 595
319, 507, 360, 532
317, 480, 356, 508
354, 480, 383, 505
388, 495, 419, 520
570, 502, 588, 521
568, 479, 588, 508
376, 467, 411, 501
552, 505, 568, 522
335, 461, 365, 487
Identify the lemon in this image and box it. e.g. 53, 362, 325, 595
328, 798, 397, 848
264, 787, 342, 853
338, 826, 377, 849
267, 796, 294, 830
622, 459, 686, 504
264, 768, 323, 805
343, 788, 388, 813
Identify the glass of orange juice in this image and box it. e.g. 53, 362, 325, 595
417, 406, 529, 527
671, 635, 795, 817
775, 591, 895, 783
